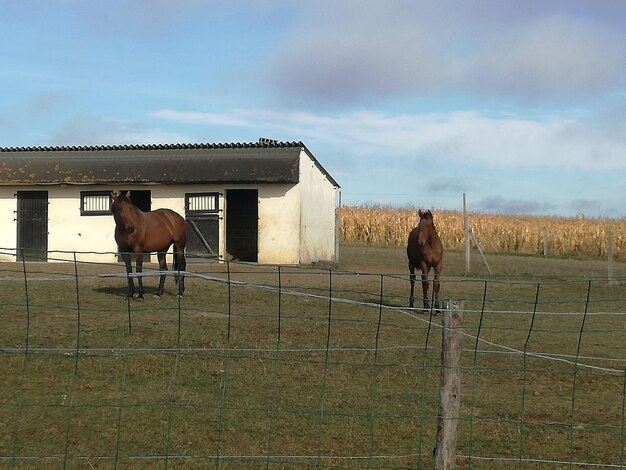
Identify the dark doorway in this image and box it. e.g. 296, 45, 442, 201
125, 190, 151, 212
16, 191, 48, 261
226, 189, 258, 262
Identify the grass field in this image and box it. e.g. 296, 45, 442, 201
1, 246, 626, 469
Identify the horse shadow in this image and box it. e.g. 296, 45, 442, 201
93, 285, 133, 298
93, 285, 180, 299
363, 296, 444, 315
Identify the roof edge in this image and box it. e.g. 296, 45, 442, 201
0, 140, 305, 152
300, 145, 340, 189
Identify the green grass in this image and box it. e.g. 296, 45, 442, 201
1, 246, 625, 469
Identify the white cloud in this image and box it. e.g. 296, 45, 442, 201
153, 107, 626, 171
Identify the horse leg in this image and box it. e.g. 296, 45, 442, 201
155, 252, 168, 298
408, 262, 416, 307
433, 263, 442, 313
121, 252, 135, 298
173, 249, 180, 285
174, 249, 186, 297
135, 253, 145, 301
421, 266, 430, 311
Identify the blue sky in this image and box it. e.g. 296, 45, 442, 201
1, 1, 625, 218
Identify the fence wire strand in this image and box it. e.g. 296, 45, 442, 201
1, 250, 626, 469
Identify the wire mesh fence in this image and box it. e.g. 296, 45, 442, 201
1, 248, 626, 469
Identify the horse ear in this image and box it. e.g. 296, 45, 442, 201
110, 191, 117, 199
125, 191, 131, 198
418, 209, 423, 217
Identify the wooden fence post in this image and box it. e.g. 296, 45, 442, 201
434, 300, 464, 470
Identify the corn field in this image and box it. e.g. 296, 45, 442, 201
339, 205, 626, 259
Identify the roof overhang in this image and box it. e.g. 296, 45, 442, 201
0, 141, 336, 186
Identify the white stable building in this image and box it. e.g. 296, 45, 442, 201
0, 140, 340, 265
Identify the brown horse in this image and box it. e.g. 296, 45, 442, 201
110, 191, 187, 299
407, 209, 443, 311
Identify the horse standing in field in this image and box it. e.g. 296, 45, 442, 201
110, 191, 187, 300
407, 209, 443, 311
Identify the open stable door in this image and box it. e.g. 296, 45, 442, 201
225, 189, 258, 262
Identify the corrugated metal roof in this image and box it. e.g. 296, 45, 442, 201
0, 141, 339, 187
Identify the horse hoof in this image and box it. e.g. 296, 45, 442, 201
176, 294, 184, 298
153, 294, 162, 299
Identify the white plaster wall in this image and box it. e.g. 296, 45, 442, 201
50, 185, 198, 263
257, 184, 300, 264
47, 186, 116, 262
0, 184, 219, 263
149, 185, 187, 215
0, 185, 117, 262
0, 172, 337, 266
44, 186, 186, 263
298, 150, 338, 263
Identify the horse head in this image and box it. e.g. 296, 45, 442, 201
417, 209, 434, 246
110, 190, 131, 209
110, 191, 135, 229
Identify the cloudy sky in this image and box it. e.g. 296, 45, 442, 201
1, 1, 625, 217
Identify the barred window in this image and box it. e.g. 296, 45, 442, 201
80, 191, 111, 216
185, 192, 219, 214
